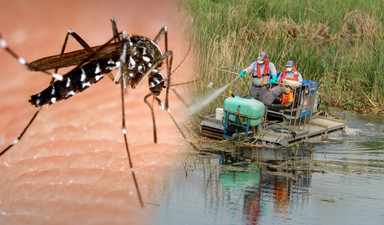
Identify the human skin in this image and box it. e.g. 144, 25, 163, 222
0, 0, 191, 224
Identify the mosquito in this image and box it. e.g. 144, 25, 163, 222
0, 18, 197, 208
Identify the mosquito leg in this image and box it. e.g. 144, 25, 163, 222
110, 17, 120, 43
153, 26, 167, 44
152, 96, 198, 150
64, 30, 92, 50
156, 27, 192, 109
0, 30, 99, 156
119, 74, 144, 208
53, 29, 92, 77
169, 80, 199, 108
159, 30, 191, 109
115, 31, 130, 88
47, 30, 94, 86
0, 107, 42, 157
157, 28, 191, 109
165, 52, 173, 110
56, 30, 93, 67
118, 31, 144, 208
61, 32, 123, 81
166, 108, 198, 150
154, 27, 173, 110
153, 26, 171, 100
171, 44, 191, 75
171, 87, 190, 108
144, 93, 158, 144
0, 34, 64, 80
147, 28, 196, 148
153, 28, 196, 149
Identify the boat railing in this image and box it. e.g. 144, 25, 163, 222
213, 65, 320, 132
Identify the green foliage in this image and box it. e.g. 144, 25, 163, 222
183, 0, 384, 114
353, 39, 384, 102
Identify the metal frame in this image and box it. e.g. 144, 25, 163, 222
200, 65, 345, 146
222, 110, 263, 139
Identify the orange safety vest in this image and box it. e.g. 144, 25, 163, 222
279, 67, 298, 83
255, 59, 270, 78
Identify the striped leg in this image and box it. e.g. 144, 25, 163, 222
0, 107, 42, 157
144, 93, 158, 143
153, 26, 173, 110
119, 31, 144, 208
0, 30, 93, 156
0, 34, 63, 80
152, 96, 198, 151
153, 27, 172, 110
153, 29, 197, 149
0, 28, 109, 156
120, 77, 144, 208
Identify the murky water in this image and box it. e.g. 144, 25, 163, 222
152, 113, 384, 225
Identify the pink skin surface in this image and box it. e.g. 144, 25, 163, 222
0, 0, 192, 224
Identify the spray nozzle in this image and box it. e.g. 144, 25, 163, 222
207, 82, 214, 90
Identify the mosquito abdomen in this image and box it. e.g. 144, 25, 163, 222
29, 59, 117, 107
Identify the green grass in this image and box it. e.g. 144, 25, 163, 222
182, 0, 384, 115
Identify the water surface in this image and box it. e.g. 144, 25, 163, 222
153, 113, 384, 225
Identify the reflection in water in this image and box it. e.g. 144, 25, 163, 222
154, 147, 314, 225
154, 113, 384, 225
217, 148, 312, 224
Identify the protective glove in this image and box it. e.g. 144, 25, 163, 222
269, 74, 277, 84
239, 70, 246, 77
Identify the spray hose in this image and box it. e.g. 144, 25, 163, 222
242, 76, 252, 96
227, 75, 251, 97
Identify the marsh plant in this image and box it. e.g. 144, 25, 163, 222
182, 0, 384, 116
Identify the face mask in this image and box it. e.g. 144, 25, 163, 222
286, 67, 293, 72
258, 60, 264, 64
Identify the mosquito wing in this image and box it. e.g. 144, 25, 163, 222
27, 42, 135, 71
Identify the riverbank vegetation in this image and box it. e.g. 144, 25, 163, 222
181, 0, 384, 115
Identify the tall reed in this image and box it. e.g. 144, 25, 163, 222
182, 0, 384, 115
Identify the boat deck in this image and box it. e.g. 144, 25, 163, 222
259, 116, 346, 146
201, 115, 346, 146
